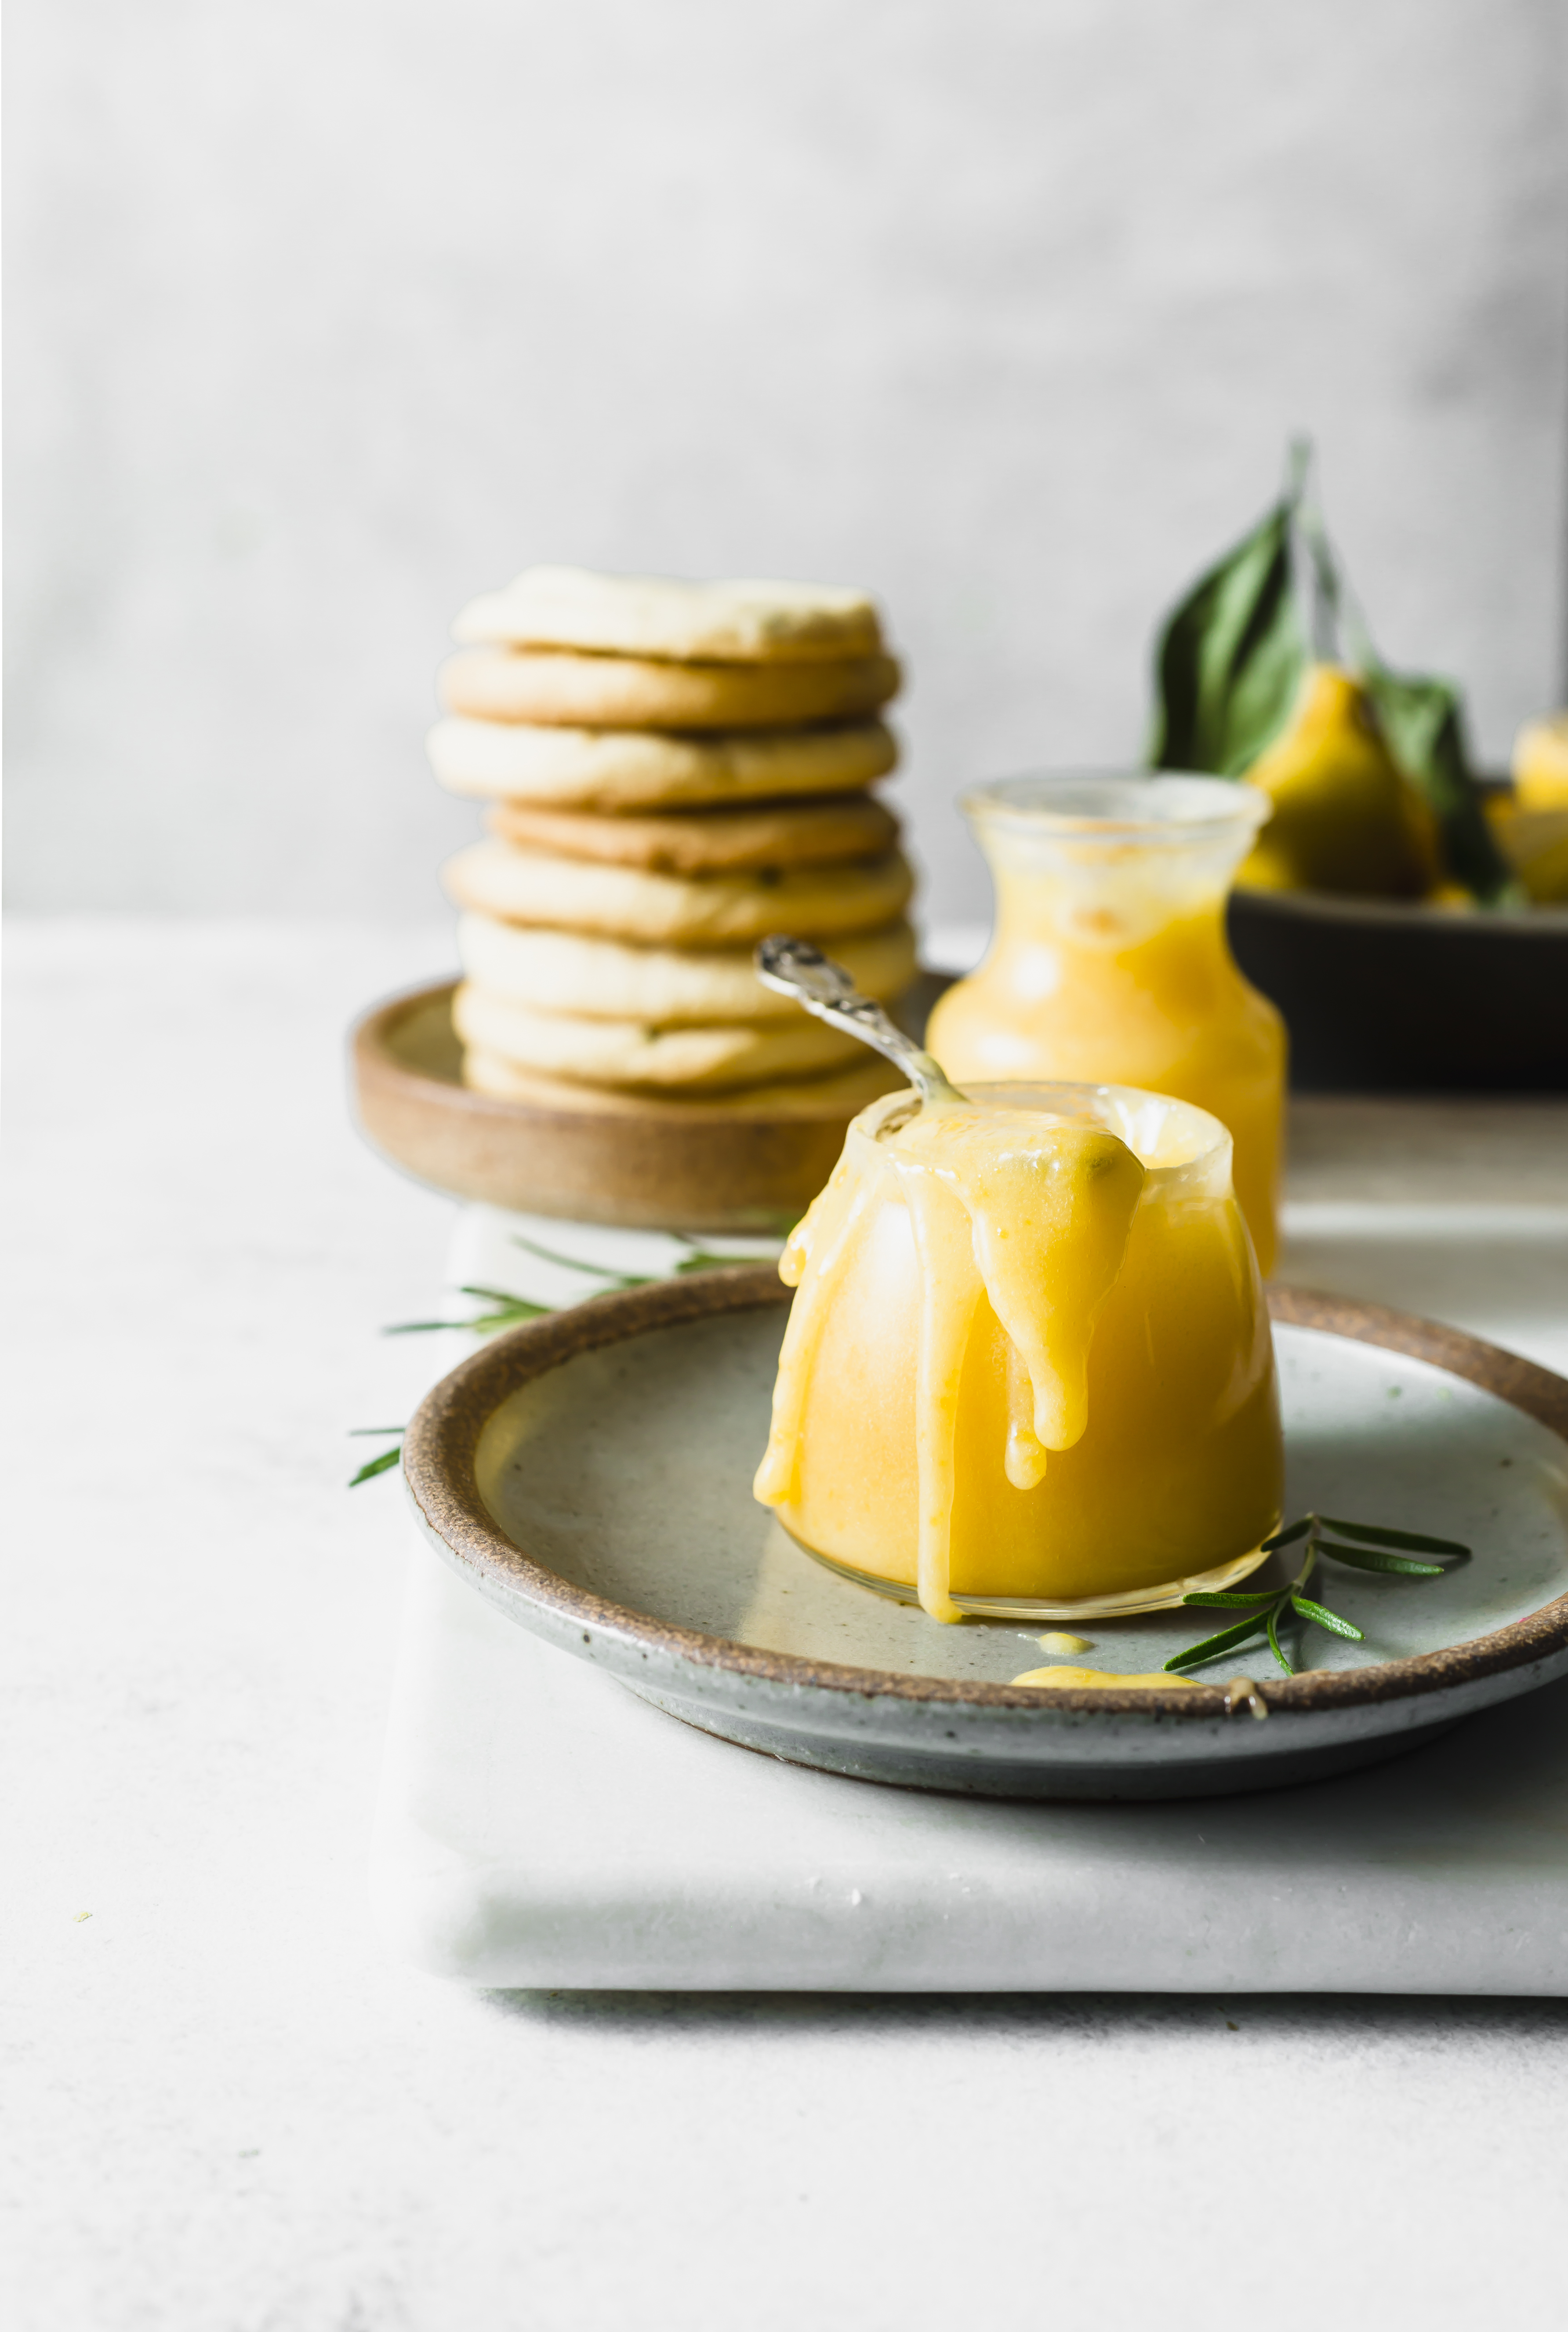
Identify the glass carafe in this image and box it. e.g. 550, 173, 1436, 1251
927, 775, 1285, 1273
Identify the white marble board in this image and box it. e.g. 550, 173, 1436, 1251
374, 1539, 1568, 1991
372, 1190, 1568, 1991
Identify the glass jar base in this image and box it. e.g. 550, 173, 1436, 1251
787, 1532, 1274, 1621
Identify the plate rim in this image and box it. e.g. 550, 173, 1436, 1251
401, 1264, 1568, 1721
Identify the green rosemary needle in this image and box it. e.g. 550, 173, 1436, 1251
1165, 1512, 1470, 1677
381, 1234, 753, 1337
347, 1426, 404, 1488
357, 1236, 788, 1483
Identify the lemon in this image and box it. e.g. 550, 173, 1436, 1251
1479, 711, 1568, 902
1512, 711, 1568, 811
1237, 665, 1438, 898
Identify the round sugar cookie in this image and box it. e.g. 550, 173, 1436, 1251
456, 913, 918, 1025
451, 567, 884, 665
460, 1048, 903, 1117
428, 716, 897, 810
442, 840, 915, 946
438, 647, 900, 731
485, 792, 898, 874
453, 984, 860, 1091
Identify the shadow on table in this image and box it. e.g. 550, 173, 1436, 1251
483, 1991, 1568, 2038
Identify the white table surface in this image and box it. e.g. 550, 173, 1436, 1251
6, 920, 1568, 2332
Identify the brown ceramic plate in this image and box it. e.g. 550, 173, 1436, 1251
402, 1265, 1568, 1800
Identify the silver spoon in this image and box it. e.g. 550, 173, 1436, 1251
753, 935, 966, 1108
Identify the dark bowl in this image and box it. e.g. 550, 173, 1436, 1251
1226, 888, 1568, 1093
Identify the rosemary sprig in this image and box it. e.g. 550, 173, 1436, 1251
381, 1233, 751, 1337
383, 1285, 553, 1337
1165, 1512, 1470, 1677
356, 1234, 786, 1483
347, 1427, 404, 1488
512, 1229, 755, 1284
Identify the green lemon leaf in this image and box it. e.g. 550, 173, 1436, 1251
1149, 484, 1307, 778
1358, 666, 1514, 903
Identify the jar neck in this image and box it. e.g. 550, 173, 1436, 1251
975, 822, 1249, 966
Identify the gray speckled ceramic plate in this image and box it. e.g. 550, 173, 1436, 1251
403, 1267, 1568, 1799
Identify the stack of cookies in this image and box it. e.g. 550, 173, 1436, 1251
427, 567, 915, 1113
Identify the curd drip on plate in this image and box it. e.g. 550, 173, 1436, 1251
753, 1082, 1283, 1622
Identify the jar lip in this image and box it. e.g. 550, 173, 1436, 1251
852, 1080, 1233, 1184
962, 770, 1270, 843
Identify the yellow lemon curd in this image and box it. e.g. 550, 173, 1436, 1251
1009, 1666, 1202, 1691
754, 1082, 1283, 1624
927, 776, 1285, 1273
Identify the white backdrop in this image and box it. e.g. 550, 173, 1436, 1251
7, 0, 1566, 926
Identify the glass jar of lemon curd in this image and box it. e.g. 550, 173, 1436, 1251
754, 1082, 1283, 1623
927, 775, 1286, 1274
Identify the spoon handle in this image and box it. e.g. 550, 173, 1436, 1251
753, 935, 964, 1106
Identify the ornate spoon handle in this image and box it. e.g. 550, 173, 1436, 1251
753, 935, 965, 1107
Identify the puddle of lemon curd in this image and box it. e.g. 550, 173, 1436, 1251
1010, 1666, 1202, 1691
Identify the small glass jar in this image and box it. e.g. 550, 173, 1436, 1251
757, 1082, 1284, 1621
927, 774, 1286, 1273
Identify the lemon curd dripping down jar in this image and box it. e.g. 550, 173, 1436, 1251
754, 1082, 1284, 1622
927, 775, 1286, 1274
